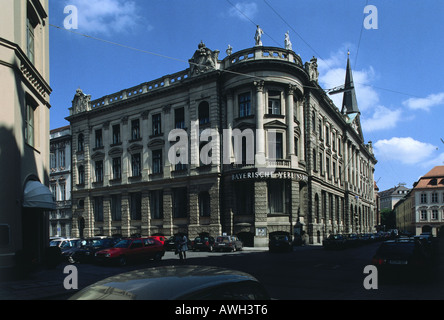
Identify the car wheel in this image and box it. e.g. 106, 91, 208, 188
118, 256, 127, 266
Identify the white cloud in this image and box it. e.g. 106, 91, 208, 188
67, 0, 143, 35
361, 106, 402, 132
228, 2, 258, 21
402, 92, 444, 111
373, 137, 437, 165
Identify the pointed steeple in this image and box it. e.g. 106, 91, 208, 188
341, 52, 360, 115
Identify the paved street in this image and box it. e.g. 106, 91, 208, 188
1, 238, 443, 300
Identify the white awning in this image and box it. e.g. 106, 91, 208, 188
23, 180, 56, 210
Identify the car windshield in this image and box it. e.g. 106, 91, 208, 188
273, 235, 288, 241
216, 237, 230, 243
49, 240, 60, 247
114, 239, 132, 248
377, 242, 415, 255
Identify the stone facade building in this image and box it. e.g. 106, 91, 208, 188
67, 38, 377, 246
0, 0, 53, 272
379, 183, 411, 211
49, 126, 73, 238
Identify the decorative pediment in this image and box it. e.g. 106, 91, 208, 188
71, 88, 91, 115
264, 119, 287, 130
109, 147, 123, 156
91, 151, 105, 160
128, 143, 143, 154
189, 41, 219, 76
148, 138, 165, 149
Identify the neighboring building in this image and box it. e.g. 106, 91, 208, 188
379, 183, 411, 211
374, 181, 381, 229
393, 189, 413, 235
0, 0, 53, 272
49, 126, 73, 238
67, 37, 377, 246
410, 166, 444, 236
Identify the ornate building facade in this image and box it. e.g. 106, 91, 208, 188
0, 0, 53, 272
67, 37, 377, 246
49, 126, 73, 238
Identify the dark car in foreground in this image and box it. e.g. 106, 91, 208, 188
269, 234, 292, 252
69, 265, 271, 300
192, 236, 215, 252
95, 237, 165, 266
214, 235, 243, 252
372, 238, 433, 281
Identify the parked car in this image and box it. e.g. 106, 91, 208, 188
192, 236, 215, 252
95, 237, 165, 266
71, 237, 121, 263
49, 238, 80, 249
323, 234, 347, 250
372, 238, 433, 280
213, 235, 243, 252
149, 235, 166, 245
269, 234, 292, 252
61, 239, 87, 263
69, 265, 271, 300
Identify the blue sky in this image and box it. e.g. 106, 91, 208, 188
48, 0, 444, 193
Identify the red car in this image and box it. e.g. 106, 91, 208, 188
149, 235, 166, 245
95, 237, 165, 266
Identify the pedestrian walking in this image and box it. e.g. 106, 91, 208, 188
179, 235, 188, 261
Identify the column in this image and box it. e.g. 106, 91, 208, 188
162, 189, 173, 236
286, 85, 296, 166
254, 181, 268, 247
141, 191, 150, 236
254, 81, 266, 166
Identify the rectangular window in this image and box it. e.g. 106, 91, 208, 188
432, 210, 438, 220
112, 124, 121, 144
130, 193, 142, 220
60, 183, 66, 201
111, 195, 122, 221
131, 153, 141, 177
25, 102, 35, 147
420, 193, 427, 204
152, 114, 162, 135
420, 210, 427, 221
59, 149, 65, 168
152, 149, 162, 174
150, 190, 163, 219
235, 182, 254, 216
112, 157, 121, 180
238, 93, 251, 118
95, 129, 103, 148
95, 160, 103, 182
173, 188, 187, 218
175, 108, 185, 129
268, 181, 286, 214
26, 18, 35, 64
131, 119, 140, 140
432, 193, 438, 203
268, 132, 283, 159
78, 166, 85, 185
94, 197, 104, 222
268, 91, 281, 115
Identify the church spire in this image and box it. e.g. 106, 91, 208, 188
341, 52, 360, 115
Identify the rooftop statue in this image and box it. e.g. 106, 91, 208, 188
255, 25, 264, 46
